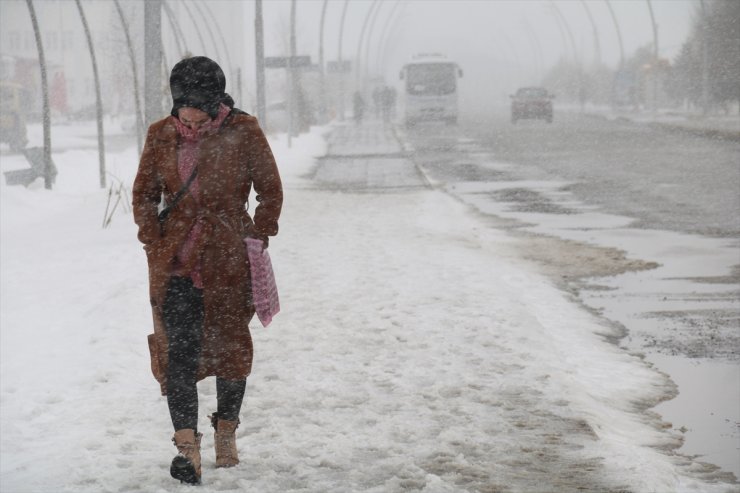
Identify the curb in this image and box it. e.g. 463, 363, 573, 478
390, 123, 435, 189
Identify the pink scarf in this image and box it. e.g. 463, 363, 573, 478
172, 103, 231, 288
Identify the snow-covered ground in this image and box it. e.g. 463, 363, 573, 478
1, 122, 736, 492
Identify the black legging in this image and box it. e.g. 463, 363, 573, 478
162, 276, 246, 431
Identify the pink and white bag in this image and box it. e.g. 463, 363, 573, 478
245, 237, 280, 327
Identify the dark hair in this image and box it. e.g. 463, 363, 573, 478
169, 56, 229, 119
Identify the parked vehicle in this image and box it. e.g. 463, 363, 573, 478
510, 86, 554, 124
0, 81, 28, 152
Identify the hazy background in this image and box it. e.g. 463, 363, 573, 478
1, 0, 721, 131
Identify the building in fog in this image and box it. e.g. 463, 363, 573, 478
0, 0, 125, 119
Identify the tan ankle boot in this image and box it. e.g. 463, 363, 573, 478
171, 429, 202, 484
210, 414, 240, 467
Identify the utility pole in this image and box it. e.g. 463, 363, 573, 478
144, 0, 163, 125
255, 0, 266, 125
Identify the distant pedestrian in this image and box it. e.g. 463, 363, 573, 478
380, 86, 396, 122
372, 86, 382, 117
353, 91, 365, 124
132, 56, 283, 485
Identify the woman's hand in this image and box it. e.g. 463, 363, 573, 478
245, 225, 269, 249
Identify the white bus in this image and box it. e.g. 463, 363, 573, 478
399, 54, 463, 127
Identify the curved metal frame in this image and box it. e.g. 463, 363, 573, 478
162, 0, 186, 58
113, 0, 143, 154
354, 0, 381, 91
25, 0, 52, 189
191, 0, 222, 62
197, 0, 234, 95
179, 0, 208, 55
74, 0, 106, 188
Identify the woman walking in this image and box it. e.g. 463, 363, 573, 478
133, 56, 283, 485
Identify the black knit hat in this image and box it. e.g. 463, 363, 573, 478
170, 56, 229, 119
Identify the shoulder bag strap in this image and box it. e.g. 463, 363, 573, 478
159, 164, 198, 223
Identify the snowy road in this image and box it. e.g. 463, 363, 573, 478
0, 121, 737, 492
400, 112, 740, 481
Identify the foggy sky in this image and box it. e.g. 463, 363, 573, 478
254, 1, 694, 76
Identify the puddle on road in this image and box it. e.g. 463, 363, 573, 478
445, 171, 740, 480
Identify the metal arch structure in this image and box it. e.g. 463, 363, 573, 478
74, 0, 106, 188
318, 0, 329, 123
580, 0, 602, 67
604, 0, 625, 69
373, 0, 403, 77
179, 0, 209, 56
336, 0, 350, 120
379, 2, 409, 80
521, 17, 545, 82
191, 0, 224, 64
197, 0, 235, 99
113, 0, 143, 154
362, 0, 386, 88
162, 0, 187, 59
549, 2, 580, 67
354, 0, 381, 92
24, 0, 53, 189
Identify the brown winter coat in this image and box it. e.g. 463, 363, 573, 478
133, 112, 282, 395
